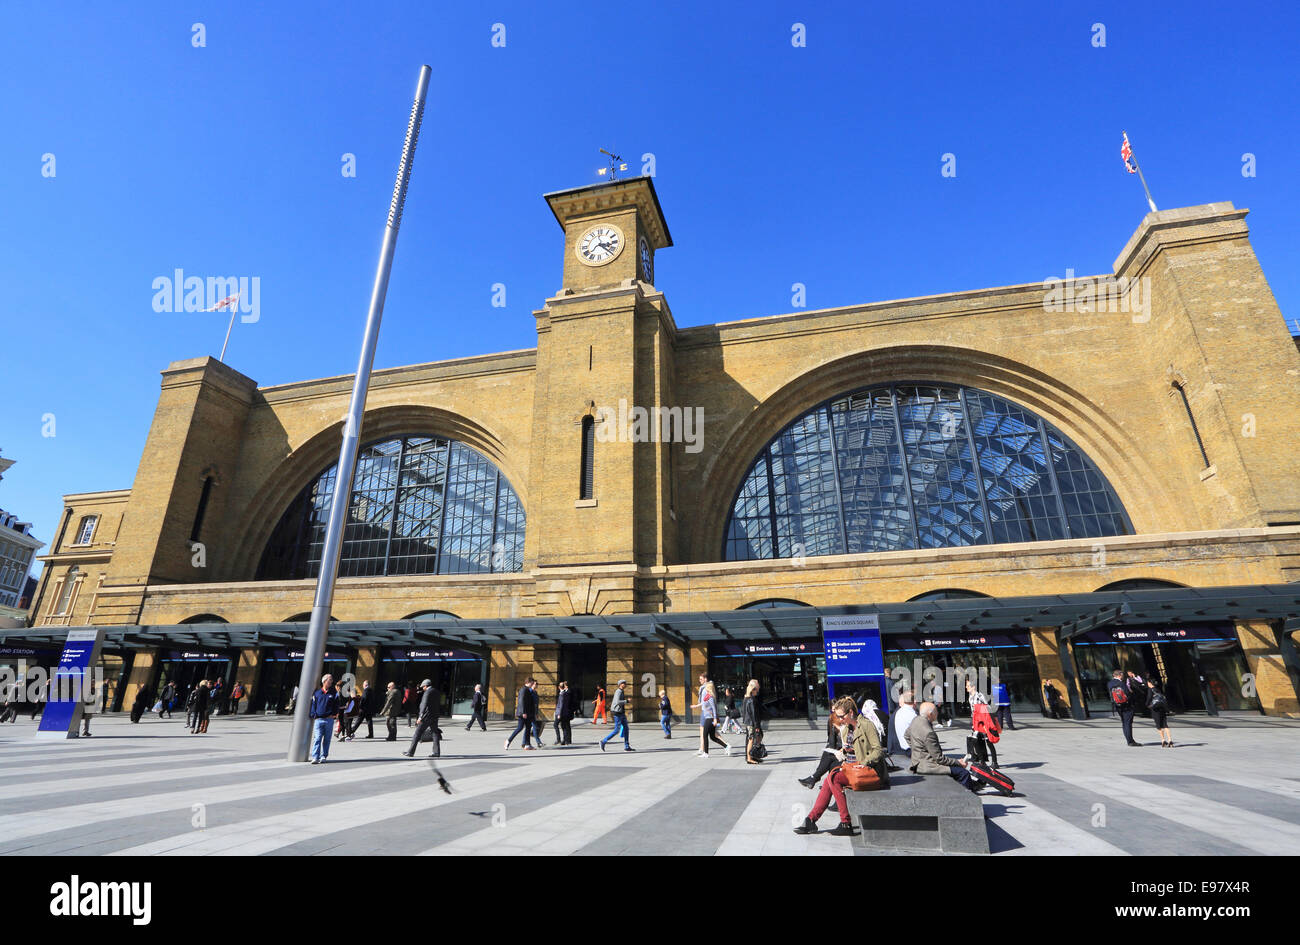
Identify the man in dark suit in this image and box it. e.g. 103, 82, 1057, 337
465, 684, 487, 731
1108, 669, 1140, 746
504, 678, 536, 750
554, 681, 574, 746
402, 679, 441, 758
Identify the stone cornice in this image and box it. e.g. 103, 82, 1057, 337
544, 176, 672, 249
256, 348, 538, 405
1112, 202, 1250, 279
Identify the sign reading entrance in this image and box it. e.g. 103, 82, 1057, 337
821, 614, 884, 679
35, 628, 104, 739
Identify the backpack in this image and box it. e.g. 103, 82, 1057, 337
1149, 689, 1168, 709
1110, 684, 1129, 706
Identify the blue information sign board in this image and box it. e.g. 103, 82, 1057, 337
821, 615, 884, 678
35, 628, 104, 739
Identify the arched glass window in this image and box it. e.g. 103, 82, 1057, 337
724, 383, 1132, 561
258, 435, 525, 579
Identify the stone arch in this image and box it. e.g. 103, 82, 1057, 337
228, 404, 526, 580
1095, 578, 1188, 592
688, 344, 1185, 563
907, 589, 991, 602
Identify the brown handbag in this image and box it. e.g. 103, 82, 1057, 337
840, 762, 885, 791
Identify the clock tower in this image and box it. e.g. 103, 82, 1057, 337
527, 175, 680, 613
544, 176, 672, 290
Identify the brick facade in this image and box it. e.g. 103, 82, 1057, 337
29, 180, 1300, 717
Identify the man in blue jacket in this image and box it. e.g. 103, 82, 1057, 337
308, 675, 340, 764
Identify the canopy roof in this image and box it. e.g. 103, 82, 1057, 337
3, 584, 1296, 653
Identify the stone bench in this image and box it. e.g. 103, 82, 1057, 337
841, 772, 990, 855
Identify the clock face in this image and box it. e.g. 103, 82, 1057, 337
576, 224, 624, 265
639, 236, 653, 282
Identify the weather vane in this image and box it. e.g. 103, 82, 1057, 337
597, 148, 628, 180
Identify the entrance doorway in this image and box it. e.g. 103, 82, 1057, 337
1071, 623, 1259, 714
252, 651, 350, 714
707, 641, 827, 720
379, 648, 485, 716
155, 652, 235, 712
559, 643, 607, 718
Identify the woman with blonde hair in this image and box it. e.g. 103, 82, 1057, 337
689, 673, 730, 757
741, 679, 764, 764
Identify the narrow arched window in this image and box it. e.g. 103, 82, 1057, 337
580, 415, 595, 500
191, 476, 214, 543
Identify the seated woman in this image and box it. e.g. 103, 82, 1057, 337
794, 696, 889, 836
799, 700, 852, 789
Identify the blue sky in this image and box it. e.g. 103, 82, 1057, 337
3, 1, 1298, 573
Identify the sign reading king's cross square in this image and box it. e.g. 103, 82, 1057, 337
820, 614, 884, 679
35, 628, 104, 739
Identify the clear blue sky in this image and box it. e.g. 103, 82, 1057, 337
3, 1, 1298, 574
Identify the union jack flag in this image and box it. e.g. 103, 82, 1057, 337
1120, 133, 1138, 174
206, 294, 240, 312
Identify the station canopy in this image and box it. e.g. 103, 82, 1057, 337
2, 584, 1297, 654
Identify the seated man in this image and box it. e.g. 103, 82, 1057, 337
906, 701, 978, 792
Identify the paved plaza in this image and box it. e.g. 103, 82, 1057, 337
0, 711, 1297, 856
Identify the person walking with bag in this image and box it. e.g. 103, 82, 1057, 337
379, 681, 401, 741
1108, 669, 1140, 746
690, 674, 730, 757
719, 686, 743, 735
1148, 678, 1175, 747
600, 679, 634, 752
741, 679, 764, 764
466, 683, 488, 732
658, 688, 673, 739
403, 679, 441, 758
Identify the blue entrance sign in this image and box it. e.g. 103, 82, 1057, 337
821, 615, 884, 678
35, 628, 104, 739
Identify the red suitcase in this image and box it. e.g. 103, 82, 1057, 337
968, 762, 1015, 796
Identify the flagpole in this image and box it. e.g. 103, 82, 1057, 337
287, 64, 431, 763
1123, 130, 1158, 214
219, 306, 238, 362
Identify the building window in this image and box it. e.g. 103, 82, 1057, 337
54, 568, 81, 615
723, 382, 1133, 562
580, 415, 595, 500
1172, 382, 1211, 468
257, 434, 525, 580
73, 515, 98, 546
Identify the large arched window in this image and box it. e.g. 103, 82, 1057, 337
724, 383, 1132, 561
258, 435, 525, 579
